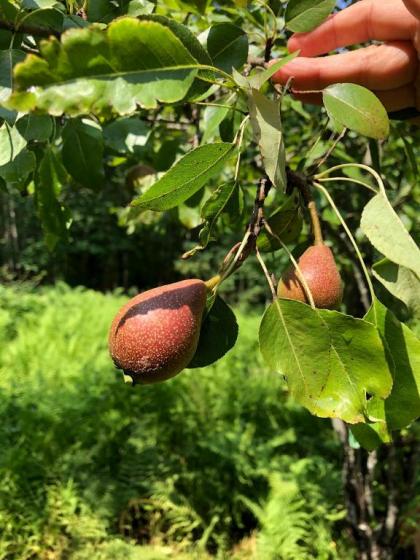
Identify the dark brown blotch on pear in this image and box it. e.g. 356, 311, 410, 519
109, 279, 207, 384
278, 245, 343, 309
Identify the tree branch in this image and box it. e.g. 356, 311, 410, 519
0, 18, 61, 38
218, 177, 272, 279
264, 37, 273, 63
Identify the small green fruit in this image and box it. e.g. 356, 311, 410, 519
109, 279, 207, 384
278, 245, 343, 309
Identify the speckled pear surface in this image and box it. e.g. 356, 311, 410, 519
109, 279, 207, 384
278, 245, 343, 309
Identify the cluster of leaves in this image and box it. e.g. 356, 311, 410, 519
0, 0, 418, 451
0, 283, 352, 559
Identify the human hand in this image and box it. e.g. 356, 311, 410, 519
272, 0, 420, 114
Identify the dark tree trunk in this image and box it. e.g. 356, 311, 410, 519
1, 189, 19, 275
332, 420, 419, 560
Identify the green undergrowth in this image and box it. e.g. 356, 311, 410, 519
0, 283, 353, 559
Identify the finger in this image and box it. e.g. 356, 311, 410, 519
402, 0, 420, 19
292, 85, 417, 112
272, 41, 417, 91
287, 0, 418, 57
374, 85, 417, 111
291, 92, 323, 105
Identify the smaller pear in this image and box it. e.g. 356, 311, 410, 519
109, 279, 207, 384
278, 245, 343, 309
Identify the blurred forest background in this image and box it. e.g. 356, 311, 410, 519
0, 0, 419, 558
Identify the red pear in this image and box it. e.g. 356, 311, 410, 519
109, 279, 207, 384
278, 245, 343, 309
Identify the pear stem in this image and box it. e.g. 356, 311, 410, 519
285, 168, 324, 246
204, 274, 221, 292
308, 200, 324, 246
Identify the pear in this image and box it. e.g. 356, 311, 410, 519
278, 245, 343, 309
109, 279, 207, 384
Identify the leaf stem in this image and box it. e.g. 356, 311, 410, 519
263, 220, 316, 309
314, 182, 376, 320
314, 163, 386, 196
315, 127, 347, 170
233, 115, 250, 181
256, 247, 277, 299
196, 64, 237, 86
194, 101, 246, 114
316, 176, 378, 194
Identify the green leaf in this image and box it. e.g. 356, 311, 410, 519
201, 100, 233, 144
232, 67, 251, 89
0, 49, 25, 104
248, 52, 299, 90
0, 122, 36, 184
7, 18, 199, 116
372, 259, 420, 320
366, 300, 420, 430
285, 0, 336, 33
62, 118, 104, 188
104, 117, 150, 154
21, 0, 58, 7
207, 23, 248, 73
127, 0, 155, 15
0, 123, 27, 166
0, 1, 19, 20
0, 149, 35, 184
140, 14, 212, 66
401, 136, 418, 178
34, 148, 69, 250
323, 83, 390, 139
350, 423, 390, 451
16, 114, 53, 142
174, 0, 208, 14
259, 300, 393, 423
257, 195, 303, 252
63, 14, 90, 30
360, 193, 420, 278
184, 182, 236, 258
188, 296, 238, 368
139, 14, 213, 98
200, 182, 236, 242
131, 143, 235, 211
21, 8, 64, 33
86, 0, 120, 22
248, 89, 286, 190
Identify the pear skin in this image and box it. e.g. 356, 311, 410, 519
278, 245, 343, 309
109, 279, 207, 384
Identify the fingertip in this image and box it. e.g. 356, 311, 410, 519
271, 69, 288, 84
271, 61, 298, 84
287, 35, 302, 53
